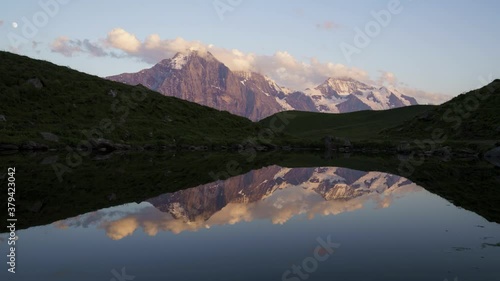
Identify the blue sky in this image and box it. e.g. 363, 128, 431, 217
1, 0, 499, 103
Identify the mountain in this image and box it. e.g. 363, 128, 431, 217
146, 166, 416, 223
107, 51, 285, 121
8, 150, 500, 231
107, 51, 419, 120
302, 77, 418, 113
260, 79, 499, 151
0, 51, 266, 148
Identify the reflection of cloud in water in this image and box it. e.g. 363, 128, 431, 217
105, 217, 140, 240
54, 168, 421, 240
53, 211, 107, 229
53, 204, 148, 231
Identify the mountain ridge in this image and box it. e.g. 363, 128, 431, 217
108, 50, 284, 121
0, 50, 270, 148
146, 166, 416, 224
107, 51, 420, 120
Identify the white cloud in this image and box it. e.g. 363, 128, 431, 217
105, 28, 141, 53
104, 217, 139, 240
51, 36, 81, 57
49, 28, 449, 102
375, 71, 451, 104
398, 87, 452, 105
50, 29, 370, 90
378, 71, 398, 86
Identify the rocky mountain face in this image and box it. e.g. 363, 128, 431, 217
107, 51, 419, 120
146, 166, 416, 223
107, 51, 284, 121
146, 166, 283, 222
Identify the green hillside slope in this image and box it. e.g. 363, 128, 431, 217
0, 51, 264, 148
260, 105, 434, 143
385, 80, 500, 141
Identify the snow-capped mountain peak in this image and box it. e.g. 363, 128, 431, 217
293, 76, 419, 113
166, 50, 217, 70
170, 53, 189, 69
107, 53, 419, 120
146, 166, 419, 224
318, 77, 374, 96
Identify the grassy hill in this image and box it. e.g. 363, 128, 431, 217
261, 80, 500, 151
1, 51, 498, 152
0, 151, 282, 230
259, 105, 434, 145
384, 80, 500, 141
0, 51, 267, 148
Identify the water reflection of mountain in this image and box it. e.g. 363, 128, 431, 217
4, 151, 500, 231
146, 166, 419, 223
51, 166, 421, 240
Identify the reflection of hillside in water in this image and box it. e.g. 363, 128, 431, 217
54, 166, 421, 240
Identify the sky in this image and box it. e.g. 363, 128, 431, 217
1, 0, 499, 104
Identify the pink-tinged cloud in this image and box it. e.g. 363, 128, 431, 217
51, 36, 81, 57
316, 21, 341, 30
49, 28, 451, 102
397, 87, 452, 105
377, 71, 452, 105
105, 28, 141, 53
378, 71, 399, 86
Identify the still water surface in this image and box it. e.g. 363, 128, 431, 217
1, 165, 499, 281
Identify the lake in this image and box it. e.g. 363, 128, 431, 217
0, 152, 499, 280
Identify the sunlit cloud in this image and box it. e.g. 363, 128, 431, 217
397, 87, 452, 105
378, 71, 398, 86
47, 29, 371, 89
105, 28, 141, 53
104, 217, 139, 240
376, 71, 452, 104
49, 28, 451, 103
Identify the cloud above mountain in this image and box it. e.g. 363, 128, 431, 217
378, 71, 398, 86
50, 28, 450, 104
397, 87, 452, 105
